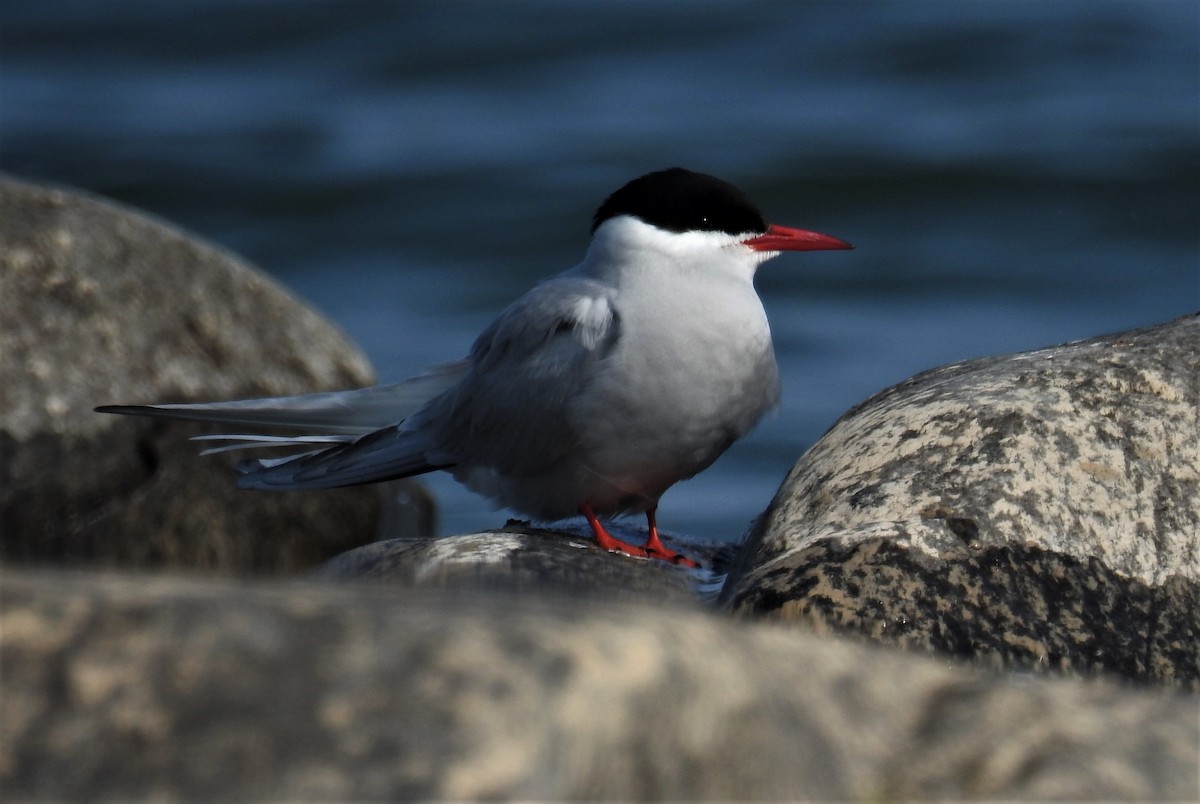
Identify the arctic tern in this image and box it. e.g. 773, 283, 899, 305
98, 168, 852, 568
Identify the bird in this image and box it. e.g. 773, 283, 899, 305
97, 167, 852, 568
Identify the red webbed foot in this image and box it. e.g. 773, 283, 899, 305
578, 503, 702, 569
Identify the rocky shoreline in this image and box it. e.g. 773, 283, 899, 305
2, 176, 1196, 799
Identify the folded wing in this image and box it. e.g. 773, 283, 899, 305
98, 277, 621, 492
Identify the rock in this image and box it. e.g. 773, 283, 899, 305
1, 568, 1195, 800
0, 176, 431, 574
310, 521, 715, 604
722, 315, 1200, 688
4, 178, 1193, 797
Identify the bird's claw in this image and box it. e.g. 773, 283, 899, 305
647, 546, 702, 569
599, 535, 702, 569
580, 503, 702, 568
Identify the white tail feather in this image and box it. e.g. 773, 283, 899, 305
193, 433, 356, 456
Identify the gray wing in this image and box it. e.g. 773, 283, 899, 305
239, 276, 622, 489
235, 426, 446, 490
419, 276, 621, 476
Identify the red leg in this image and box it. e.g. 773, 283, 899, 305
578, 503, 702, 568
641, 506, 670, 554
579, 502, 652, 558
640, 507, 701, 569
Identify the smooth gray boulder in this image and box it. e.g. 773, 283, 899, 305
723, 314, 1199, 688
0, 176, 432, 573
2, 569, 1195, 801
310, 521, 720, 604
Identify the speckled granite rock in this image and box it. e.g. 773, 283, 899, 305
310, 521, 719, 603
0, 176, 432, 573
2, 569, 1195, 800
723, 314, 1200, 688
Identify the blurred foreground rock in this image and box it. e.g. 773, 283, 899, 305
0, 176, 432, 574
2, 569, 1195, 801
724, 314, 1200, 688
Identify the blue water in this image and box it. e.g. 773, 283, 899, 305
6, 0, 1198, 543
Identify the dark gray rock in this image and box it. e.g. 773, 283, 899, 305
723, 315, 1200, 688
311, 521, 717, 604
0, 176, 432, 574
2, 569, 1195, 800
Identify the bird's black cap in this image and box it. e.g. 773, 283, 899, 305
591, 167, 768, 236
